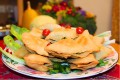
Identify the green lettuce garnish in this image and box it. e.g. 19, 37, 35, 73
97, 59, 108, 67
0, 47, 25, 65
3, 35, 21, 51
10, 24, 29, 40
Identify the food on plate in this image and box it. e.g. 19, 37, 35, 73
46, 38, 80, 58
68, 54, 99, 70
94, 46, 113, 60
10, 25, 29, 40
76, 27, 84, 34
38, 23, 61, 31
45, 28, 78, 43
3, 35, 21, 51
22, 32, 49, 56
29, 27, 43, 38
24, 54, 52, 71
91, 36, 104, 47
75, 30, 102, 52
46, 30, 101, 58
0, 24, 115, 74
42, 29, 51, 37
14, 46, 30, 58
0, 47, 25, 65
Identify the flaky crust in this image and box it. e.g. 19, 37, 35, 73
94, 46, 113, 60
68, 54, 99, 70
24, 54, 52, 71
45, 28, 78, 43
22, 32, 49, 56
46, 30, 101, 58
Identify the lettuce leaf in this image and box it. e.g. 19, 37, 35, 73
0, 47, 25, 65
3, 35, 21, 51
10, 25, 29, 40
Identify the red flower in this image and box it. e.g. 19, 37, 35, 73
60, 1, 67, 7
67, 8, 73, 15
52, 5, 60, 12
46, 9, 51, 13
59, 6, 66, 10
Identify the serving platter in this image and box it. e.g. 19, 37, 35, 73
2, 46, 118, 79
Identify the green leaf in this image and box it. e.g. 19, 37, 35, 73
97, 59, 108, 67
10, 25, 29, 40
3, 35, 21, 51
49, 68, 59, 74
0, 47, 25, 65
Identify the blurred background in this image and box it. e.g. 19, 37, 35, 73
0, 0, 119, 43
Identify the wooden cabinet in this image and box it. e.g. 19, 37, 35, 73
17, 0, 23, 26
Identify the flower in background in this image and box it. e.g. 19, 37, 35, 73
42, 5, 52, 10
40, 0, 97, 34
86, 12, 94, 18
48, 0, 63, 4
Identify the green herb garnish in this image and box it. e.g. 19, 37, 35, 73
97, 59, 108, 67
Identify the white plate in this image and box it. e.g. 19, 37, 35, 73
2, 46, 118, 79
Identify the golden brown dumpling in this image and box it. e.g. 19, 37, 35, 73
45, 28, 78, 43
24, 54, 52, 71
22, 32, 49, 56
46, 30, 100, 58
94, 46, 113, 60
68, 54, 99, 70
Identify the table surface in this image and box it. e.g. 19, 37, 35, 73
0, 40, 119, 79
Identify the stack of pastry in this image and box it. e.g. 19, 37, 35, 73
21, 24, 112, 71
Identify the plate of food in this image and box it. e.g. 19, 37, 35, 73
0, 24, 118, 79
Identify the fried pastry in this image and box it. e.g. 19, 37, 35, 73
90, 35, 104, 48
24, 54, 52, 71
46, 30, 100, 58
38, 23, 61, 31
75, 30, 100, 52
30, 27, 43, 38
68, 54, 99, 70
94, 46, 113, 60
45, 39, 80, 58
22, 32, 49, 56
45, 28, 78, 43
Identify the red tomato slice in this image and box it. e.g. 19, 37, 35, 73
42, 29, 51, 36
76, 27, 84, 34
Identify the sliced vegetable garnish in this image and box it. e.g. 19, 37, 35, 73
3, 35, 21, 51
97, 59, 108, 67
49, 62, 71, 74
42, 29, 51, 37
76, 27, 84, 34
10, 24, 29, 40
96, 31, 111, 37
0, 47, 25, 65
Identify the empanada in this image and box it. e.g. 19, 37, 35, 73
38, 23, 61, 31
75, 30, 100, 52
46, 30, 100, 58
24, 54, 52, 71
30, 27, 43, 38
22, 32, 49, 56
68, 54, 99, 70
45, 28, 78, 43
45, 39, 80, 58
94, 46, 113, 60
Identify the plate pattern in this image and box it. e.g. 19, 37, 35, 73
2, 46, 118, 79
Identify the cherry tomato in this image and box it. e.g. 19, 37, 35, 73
76, 27, 84, 34
42, 29, 51, 36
